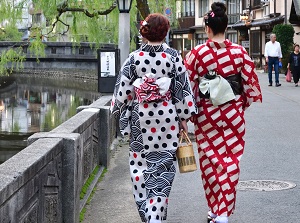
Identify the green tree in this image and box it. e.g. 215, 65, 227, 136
0, 0, 178, 76
272, 24, 295, 71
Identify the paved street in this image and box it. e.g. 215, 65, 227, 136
83, 71, 300, 223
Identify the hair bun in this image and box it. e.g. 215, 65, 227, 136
211, 2, 226, 16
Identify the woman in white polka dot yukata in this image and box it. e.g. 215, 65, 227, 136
110, 13, 197, 223
184, 2, 262, 223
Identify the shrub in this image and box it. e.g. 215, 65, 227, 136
272, 24, 295, 72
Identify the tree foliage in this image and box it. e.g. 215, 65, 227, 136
273, 24, 295, 57
272, 24, 295, 70
0, 47, 25, 75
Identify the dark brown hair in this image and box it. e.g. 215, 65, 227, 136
139, 13, 170, 42
204, 2, 228, 35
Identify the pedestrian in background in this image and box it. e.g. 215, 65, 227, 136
287, 44, 300, 87
185, 2, 262, 223
264, 33, 283, 87
110, 13, 197, 223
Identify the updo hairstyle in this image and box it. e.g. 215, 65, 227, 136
139, 13, 170, 42
204, 2, 228, 35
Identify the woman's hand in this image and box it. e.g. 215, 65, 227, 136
179, 120, 188, 134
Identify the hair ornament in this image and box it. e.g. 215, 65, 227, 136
141, 20, 148, 26
210, 12, 215, 17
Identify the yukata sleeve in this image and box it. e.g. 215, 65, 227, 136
110, 55, 136, 135
171, 52, 197, 122
184, 49, 201, 122
240, 48, 262, 110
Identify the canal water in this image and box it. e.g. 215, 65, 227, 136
0, 74, 101, 164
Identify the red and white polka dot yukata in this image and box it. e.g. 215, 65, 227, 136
111, 43, 197, 222
184, 39, 262, 217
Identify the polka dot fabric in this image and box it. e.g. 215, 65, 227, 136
111, 43, 197, 222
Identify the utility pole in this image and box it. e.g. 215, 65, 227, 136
285, 0, 287, 24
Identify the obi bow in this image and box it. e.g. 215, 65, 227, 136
199, 72, 236, 106
133, 73, 171, 103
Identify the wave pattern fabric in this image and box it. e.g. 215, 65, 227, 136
185, 39, 262, 217
111, 43, 197, 222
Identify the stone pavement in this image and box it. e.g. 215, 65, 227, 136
83, 71, 300, 223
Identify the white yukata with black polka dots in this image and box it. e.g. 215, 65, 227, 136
111, 43, 197, 222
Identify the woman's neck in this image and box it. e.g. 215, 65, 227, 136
210, 33, 226, 42
147, 41, 163, 46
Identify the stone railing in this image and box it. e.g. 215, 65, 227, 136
0, 95, 117, 223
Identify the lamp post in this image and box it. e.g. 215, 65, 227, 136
117, 0, 133, 66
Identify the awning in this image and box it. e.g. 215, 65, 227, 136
189, 25, 204, 30
171, 28, 193, 35
231, 15, 285, 29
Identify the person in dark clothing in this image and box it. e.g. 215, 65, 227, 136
287, 44, 300, 87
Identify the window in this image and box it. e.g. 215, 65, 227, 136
32, 13, 41, 25
227, 0, 240, 24
184, 39, 192, 51
196, 33, 207, 45
250, 31, 260, 55
79, 47, 84, 55
199, 0, 209, 17
173, 38, 183, 52
227, 33, 238, 44
243, 0, 263, 9
252, 0, 262, 8
51, 47, 56, 54
172, 34, 193, 57
46, 19, 51, 27
22, 47, 27, 53
180, 0, 195, 17
263, 3, 270, 17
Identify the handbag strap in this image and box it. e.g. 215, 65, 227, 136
179, 131, 192, 144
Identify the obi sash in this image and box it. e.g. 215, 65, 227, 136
199, 71, 242, 106
133, 73, 171, 103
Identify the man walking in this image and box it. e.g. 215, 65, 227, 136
265, 33, 282, 87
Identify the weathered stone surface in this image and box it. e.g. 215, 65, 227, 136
0, 138, 63, 223
99, 107, 114, 167
0, 96, 117, 223
52, 108, 99, 134
28, 132, 82, 223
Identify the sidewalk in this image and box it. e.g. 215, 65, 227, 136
83, 137, 206, 223
83, 71, 300, 223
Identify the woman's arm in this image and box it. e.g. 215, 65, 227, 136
179, 119, 188, 133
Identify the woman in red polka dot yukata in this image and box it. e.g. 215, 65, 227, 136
110, 13, 197, 223
184, 2, 262, 223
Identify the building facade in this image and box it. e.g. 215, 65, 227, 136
173, 0, 300, 68
171, 0, 196, 58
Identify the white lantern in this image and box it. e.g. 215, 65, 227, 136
117, 0, 133, 13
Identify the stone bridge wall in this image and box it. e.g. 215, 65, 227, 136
0, 42, 118, 79
0, 95, 117, 223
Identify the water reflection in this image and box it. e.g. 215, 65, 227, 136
0, 75, 100, 164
